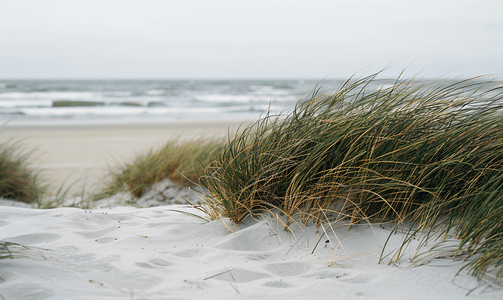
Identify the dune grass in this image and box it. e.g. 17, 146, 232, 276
0, 141, 42, 203
97, 139, 225, 199
200, 72, 503, 280
0, 138, 92, 208
0, 241, 42, 260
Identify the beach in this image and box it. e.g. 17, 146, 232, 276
1, 204, 501, 299
1, 83, 503, 298
0, 120, 243, 196
0, 119, 502, 299
2, 0, 502, 297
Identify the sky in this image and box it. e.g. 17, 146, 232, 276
0, 0, 502, 79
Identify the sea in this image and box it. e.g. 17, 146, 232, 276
0, 79, 349, 126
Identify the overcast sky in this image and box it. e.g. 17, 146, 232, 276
1, 0, 502, 79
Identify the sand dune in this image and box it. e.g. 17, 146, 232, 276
1, 203, 501, 299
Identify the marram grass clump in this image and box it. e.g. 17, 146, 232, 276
201, 72, 503, 280
99, 139, 225, 199
0, 141, 42, 203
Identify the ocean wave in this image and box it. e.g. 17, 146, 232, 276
195, 94, 297, 103
249, 85, 274, 91
102, 91, 133, 97
0, 79, 320, 122
0, 100, 53, 108
0, 91, 99, 100
17, 105, 274, 117
0, 95, 168, 109
145, 90, 166, 96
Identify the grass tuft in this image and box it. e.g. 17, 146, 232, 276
98, 139, 225, 199
200, 71, 503, 280
0, 141, 42, 203
0, 138, 92, 208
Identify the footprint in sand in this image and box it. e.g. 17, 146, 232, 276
339, 273, 375, 284
214, 237, 260, 252
54, 249, 121, 272
135, 259, 172, 269
172, 247, 209, 258
263, 280, 293, 288
263, 262, 310, 277
94, 237, 117, 244
135, 262, 156, 269
149, 258, 171, 267
75, 226, 119, 239
206, 268, 271, 283
2, 233, 61, 245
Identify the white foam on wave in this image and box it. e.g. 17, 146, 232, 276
0, 81, 307, 122
0, 91, 99, 100
195, 94, 296, 103
19, 105, 271, 117
0, 94, 169, 110
145, 90, 166, 96
102, 91, 133, 97
0, 99, 53, 108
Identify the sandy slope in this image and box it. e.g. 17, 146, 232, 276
1, 204, 501, 300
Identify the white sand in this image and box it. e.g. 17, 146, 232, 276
1, 203, 502, 300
